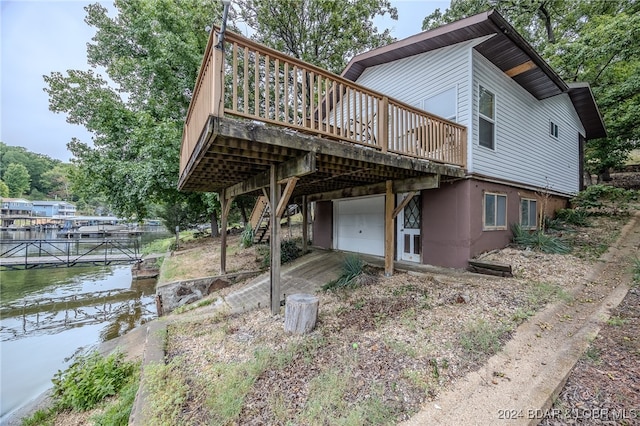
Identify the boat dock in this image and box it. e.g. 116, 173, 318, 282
0, 239, 142, 270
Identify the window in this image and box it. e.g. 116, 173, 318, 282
549, 121, 559, 138
479, 86, 495, 149
484, 192, 507, 230
520, 198, 537, 229
423, 87, 457, 122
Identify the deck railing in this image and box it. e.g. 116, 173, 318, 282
180, 29, 467, 175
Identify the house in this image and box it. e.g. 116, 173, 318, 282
312, 10, 605, 268
177, 10, 605, 312
31, 200, 77, 218
0, 198, 33, 216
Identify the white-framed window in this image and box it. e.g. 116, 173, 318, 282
549, 121, 559, 139
423, 86, 457, 122
479, 85, 495, 149
520, 198, 537, 229
483, 192, 507, 230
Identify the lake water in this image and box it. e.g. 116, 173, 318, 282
0, 230, 163, 422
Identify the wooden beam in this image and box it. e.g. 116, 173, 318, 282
225, 152, 316, 199
275, 177, 298, 218
505, 60, 536, 78
392, 191, 416, 219
307, 174, 439, 202
217, 118, 465, 178
270, 165, 282, 315
384, 180, 394, 277
219, 190, 235, 275
301, 195, 308, 253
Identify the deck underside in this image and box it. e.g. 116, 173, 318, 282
179, 116, 466, 199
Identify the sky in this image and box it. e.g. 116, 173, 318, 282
1, 0, 449, 163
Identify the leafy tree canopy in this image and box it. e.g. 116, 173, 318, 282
0, 142, 60, 195
44, 0, 222, 220
0, 180, 9, 198
234, 0, 398, 74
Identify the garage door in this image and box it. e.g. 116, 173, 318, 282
334, 196, 384, 256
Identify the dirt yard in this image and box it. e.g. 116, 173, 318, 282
153, 208, 638, 424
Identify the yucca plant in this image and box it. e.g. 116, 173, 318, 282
511, 224, 571, 254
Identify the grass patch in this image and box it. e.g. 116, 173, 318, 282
143, 358, 190, 426
606, 316, 626, 327
527, 281, 572, 307
633, 258, 640, 285
583, 345, 601, 365
459, 319, 509, 361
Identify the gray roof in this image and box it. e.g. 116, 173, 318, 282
342, 10, 606, 139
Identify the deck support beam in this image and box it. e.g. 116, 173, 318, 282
302, 195, 308, 253
269, 165, 282, 315
219, 189, 235, 275
384, 180, 394, 277
225, 152, 316, 199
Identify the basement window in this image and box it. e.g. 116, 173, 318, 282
483, 192, 507, 230
520, 198, 537, 229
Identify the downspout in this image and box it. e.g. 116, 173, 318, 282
216, 0, 231, 50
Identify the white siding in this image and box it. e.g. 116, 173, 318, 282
471, 50, 585, 195
354, 39, 483, 130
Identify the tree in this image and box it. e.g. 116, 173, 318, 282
4, 163, 31, 197
0, 142, 60, 195
235, 0, 398, 74
44, 0, 223, 220
42, 163, 73, 200
0, 180, 9, 198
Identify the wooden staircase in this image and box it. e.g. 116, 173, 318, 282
248, 195, 300, 244
249, 195, 270, 244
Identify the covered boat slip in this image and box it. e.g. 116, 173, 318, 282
178, 29, 467, 314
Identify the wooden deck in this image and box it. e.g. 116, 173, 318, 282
178, 28, 467, 197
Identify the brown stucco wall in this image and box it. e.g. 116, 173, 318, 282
421, 180, 472, 268
421, 178, 569, 269
312, 201, 333, 249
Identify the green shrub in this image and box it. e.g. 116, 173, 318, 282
51, 351, 137, 412
555, 208, 590, 227
323, 254, 364, 291
511, 224, 571, 254
571, 185, 637, 212
240, 224, 254, 248
257, 238, 303, 268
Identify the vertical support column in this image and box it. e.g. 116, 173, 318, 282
378, 96, 389, 153
219, 190, 234, 275
270, 165, 282, 315
302, 195, 308, 253
384, 180, 394, 277
211, 33, 225, 117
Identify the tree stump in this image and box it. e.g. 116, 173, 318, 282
284, 293, 319, 334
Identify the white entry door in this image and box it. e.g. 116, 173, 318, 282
397, 193, 421, 262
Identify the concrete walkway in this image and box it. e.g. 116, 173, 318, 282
401, 212, 640, 426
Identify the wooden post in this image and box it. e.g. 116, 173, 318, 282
284, 293, 319, 334
302, 195, 308, 253
384, 180, 394, 276
270, 165, 282, 315
210, 33, 225, 118
219, 190, 234, 275
378, 96, 389, 153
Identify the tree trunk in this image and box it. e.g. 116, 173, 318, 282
537, 4, 555, 43
284, 293, 319, 334
211, 210, 220, 237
